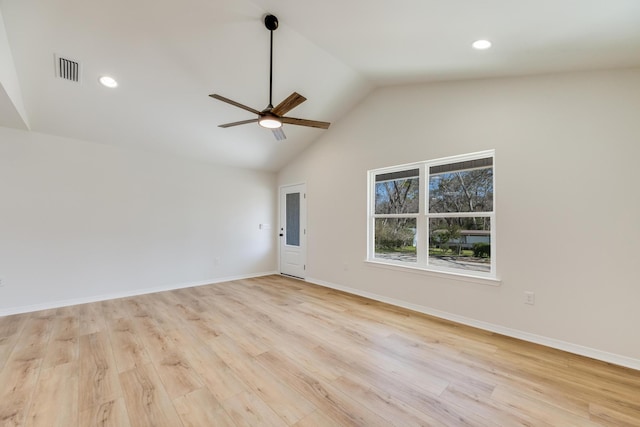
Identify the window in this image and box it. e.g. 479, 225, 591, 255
368, 150, 495, 279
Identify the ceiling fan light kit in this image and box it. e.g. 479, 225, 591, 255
209, 14, 330, 140
258, 113, 282, 129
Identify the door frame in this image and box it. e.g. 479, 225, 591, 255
278, 183, 307, 279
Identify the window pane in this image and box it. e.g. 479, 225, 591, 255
374, 218, 417, 262
286, 193, 300, 246
428, 217, 491, 273
429, 167, 493, 213
375, 173, 419, 214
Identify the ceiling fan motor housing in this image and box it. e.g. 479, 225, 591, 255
265, 15, 278, 31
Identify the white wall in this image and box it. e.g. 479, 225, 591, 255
0, 8, 29, 129
278, 68, 640, 367
0, 127, 277, 313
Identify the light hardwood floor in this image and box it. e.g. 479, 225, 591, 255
0, 275, 638, 426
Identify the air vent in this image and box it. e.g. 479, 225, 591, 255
55, 55, 81, 82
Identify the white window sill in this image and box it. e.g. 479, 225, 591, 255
364, 259, 501, 287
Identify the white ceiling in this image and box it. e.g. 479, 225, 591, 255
1, 0, 639, 171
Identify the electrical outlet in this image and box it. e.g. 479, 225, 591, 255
524, 291, 535, 305
213, 257, 221, 266
0, 278, 4, 287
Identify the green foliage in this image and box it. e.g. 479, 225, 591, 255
376, 227, 414, 249
375, 218, 416, 250
472, 242, 491, 258
430, 223, 461, 252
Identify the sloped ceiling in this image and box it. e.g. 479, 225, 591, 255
1, 0, 639, 171
0, 7, 28, 129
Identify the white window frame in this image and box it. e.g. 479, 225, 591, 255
367, 150, 497, 282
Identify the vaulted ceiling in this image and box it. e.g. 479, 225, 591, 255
1, 0, 639, 171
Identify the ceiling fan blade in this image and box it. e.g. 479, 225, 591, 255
210, 94, 261, 115
218, 118, 258, 128
272, 128, 286, 141
272, 92, 307, 116
281, 117, 331, 129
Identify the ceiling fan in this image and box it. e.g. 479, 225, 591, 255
209, 14, 330, 141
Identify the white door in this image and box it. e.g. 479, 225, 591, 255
279, 183, 306, 279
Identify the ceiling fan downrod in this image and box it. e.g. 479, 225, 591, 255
265, 15, 279, 109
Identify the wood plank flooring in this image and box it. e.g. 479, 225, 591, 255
0, 275, 638, 426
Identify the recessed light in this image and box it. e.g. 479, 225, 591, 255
472, 39, 492, 50
99, 75, 118, 88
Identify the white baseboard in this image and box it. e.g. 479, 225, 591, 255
306, 276, 640, 372
0, 271, 278, 317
